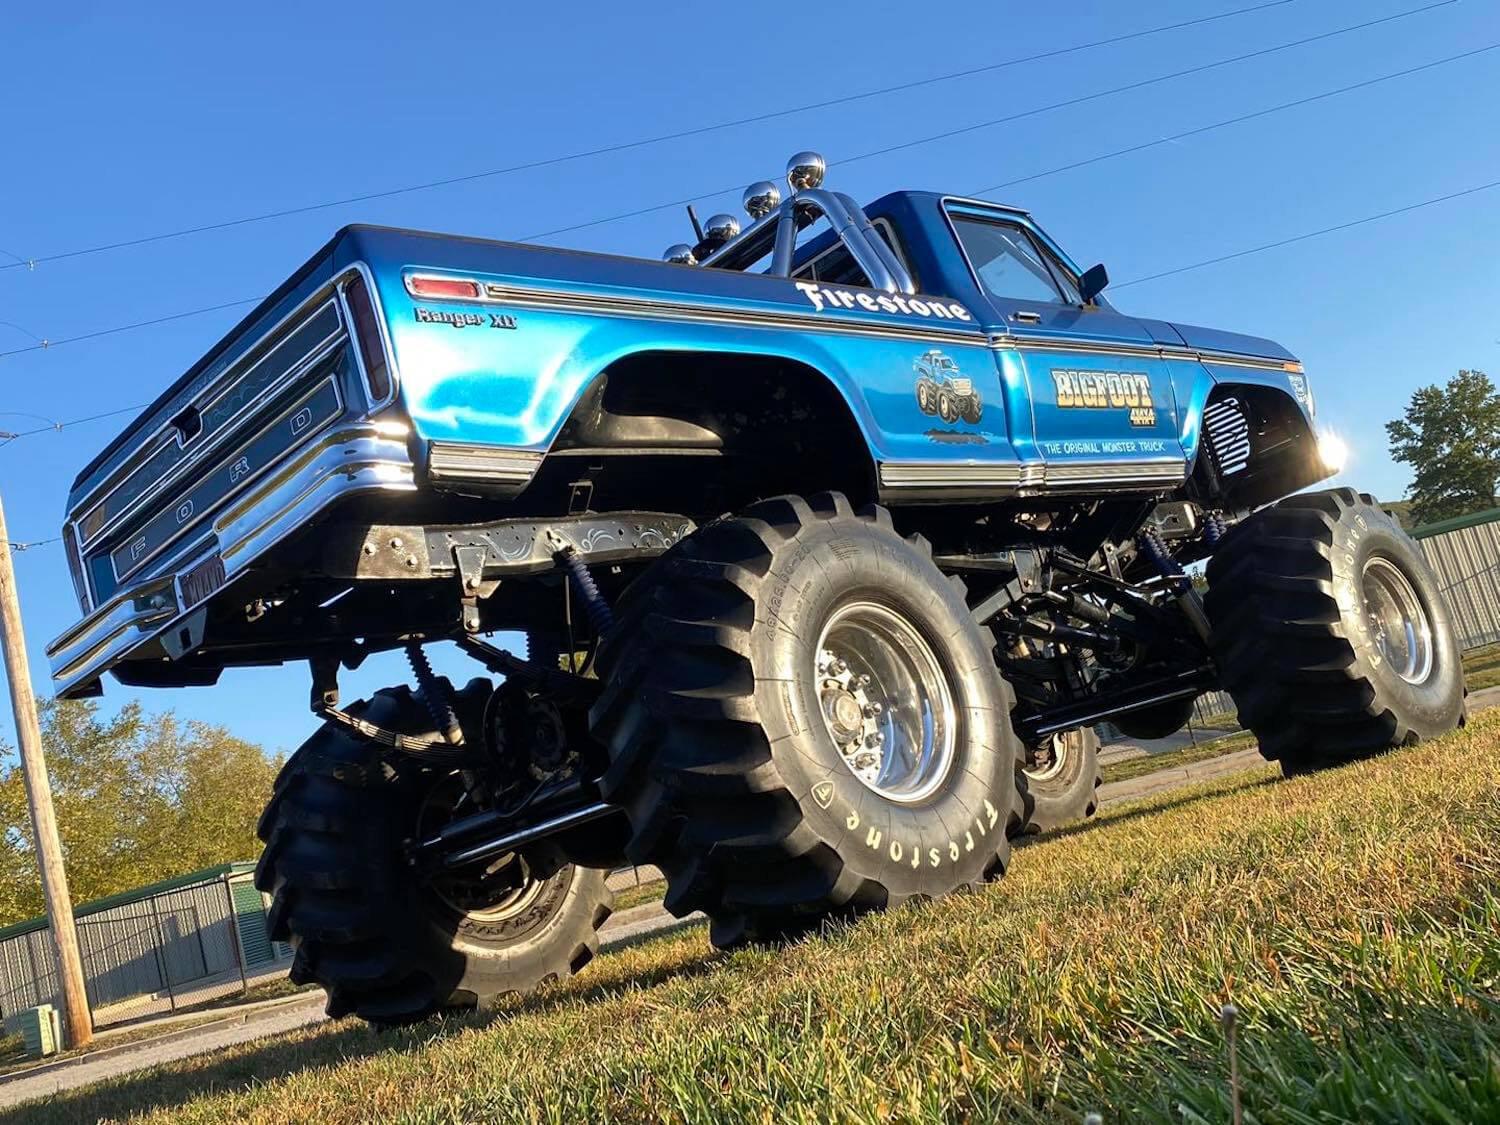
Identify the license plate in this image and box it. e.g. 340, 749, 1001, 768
179, 553, 227, 607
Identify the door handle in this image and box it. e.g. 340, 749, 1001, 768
1010, 311, 1042, 325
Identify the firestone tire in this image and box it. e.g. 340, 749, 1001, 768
254, 685, 612, 1025
1204, 488, 1464, 776
1014, 726, 1102, 836
589, 492, 1022, 949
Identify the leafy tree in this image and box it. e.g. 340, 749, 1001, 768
0, 698, 281, 926
1386, 369, 1500, 526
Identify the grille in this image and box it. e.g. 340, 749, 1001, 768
1203, 396, 1251, 476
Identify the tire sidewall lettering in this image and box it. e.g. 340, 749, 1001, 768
750, 515, 1018, 892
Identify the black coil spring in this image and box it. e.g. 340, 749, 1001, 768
406, 643, 464, 745
561, 549, 615, 635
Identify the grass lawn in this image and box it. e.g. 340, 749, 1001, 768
1465, 643, 1500, 692
10, 717, 1498, 1123
613, 877, 667, 913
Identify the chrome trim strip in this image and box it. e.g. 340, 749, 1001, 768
989, 334, 1165, 361
1041, 458, 1187, 486
939, 194, 1031, 218
426, 442, 543, 492
76, 300, 346, 551
407, 273, 983, 348
987, 333, 1300, 373
1195, 348, 1302, 373
878, 457, 1186, 492
878, 463, 1023, 488
48, 422, 416, 699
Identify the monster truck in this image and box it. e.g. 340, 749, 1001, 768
914, 348, 982, 425
48, 151, 1463, 1024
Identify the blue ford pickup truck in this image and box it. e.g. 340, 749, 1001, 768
49, 152, 1463, 1023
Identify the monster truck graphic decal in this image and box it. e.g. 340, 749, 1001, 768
914, 349, 982, 425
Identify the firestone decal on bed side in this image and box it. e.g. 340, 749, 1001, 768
795, 281, 972, 322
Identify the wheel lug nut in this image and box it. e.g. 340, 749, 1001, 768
856, 673, 871, 688
863, 702, 882, 718
866, 732, 884, 747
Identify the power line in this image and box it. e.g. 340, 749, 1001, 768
0, 3, 1473, 364
1113, 179, 1500, 288
0, 320, 47, 346
5, 186, 1494, 549
517, 0, 1457, 241
0, 298, 261, 360
0, 0, 1306, 274
970, 41, 1500, 196
0, 403, 151, 444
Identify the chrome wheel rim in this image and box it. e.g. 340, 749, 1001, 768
420, 778, 548, 922
1361, 557, 1434, 685
1024, 733, 1071, 783
433, 851, 546, 922
814, 601, 957, 804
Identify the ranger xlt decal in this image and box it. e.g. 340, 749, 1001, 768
1051, 368, 1157, 428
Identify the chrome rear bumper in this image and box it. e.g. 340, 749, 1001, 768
48, 421, 415, 698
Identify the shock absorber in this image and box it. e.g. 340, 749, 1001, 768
406, 643, 465, 746
559, 548, 615, 635
1138, 527, 1212, 643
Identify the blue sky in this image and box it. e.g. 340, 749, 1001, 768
2, 0, 1497, 756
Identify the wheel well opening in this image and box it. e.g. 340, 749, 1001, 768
1194, 383, 1324, 509
530, 351, 876, 519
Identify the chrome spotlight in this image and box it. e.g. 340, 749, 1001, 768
743, 180, 782, 220
663, 244, 697, 265
786, 151, 826, 191
703, 213, 741, 242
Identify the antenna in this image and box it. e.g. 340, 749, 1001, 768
685, 204, 705, 242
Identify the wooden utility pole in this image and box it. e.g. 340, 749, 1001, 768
0, 490, 92, 1048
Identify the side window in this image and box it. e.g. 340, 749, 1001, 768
792, 242, 871, 287
952, 217, 1080, 305
791, 219, 912, 290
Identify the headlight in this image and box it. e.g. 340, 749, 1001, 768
1317, 429, 1348, 473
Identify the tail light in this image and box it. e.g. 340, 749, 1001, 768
343, 274, 391, 401
405, 275, 481, 299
